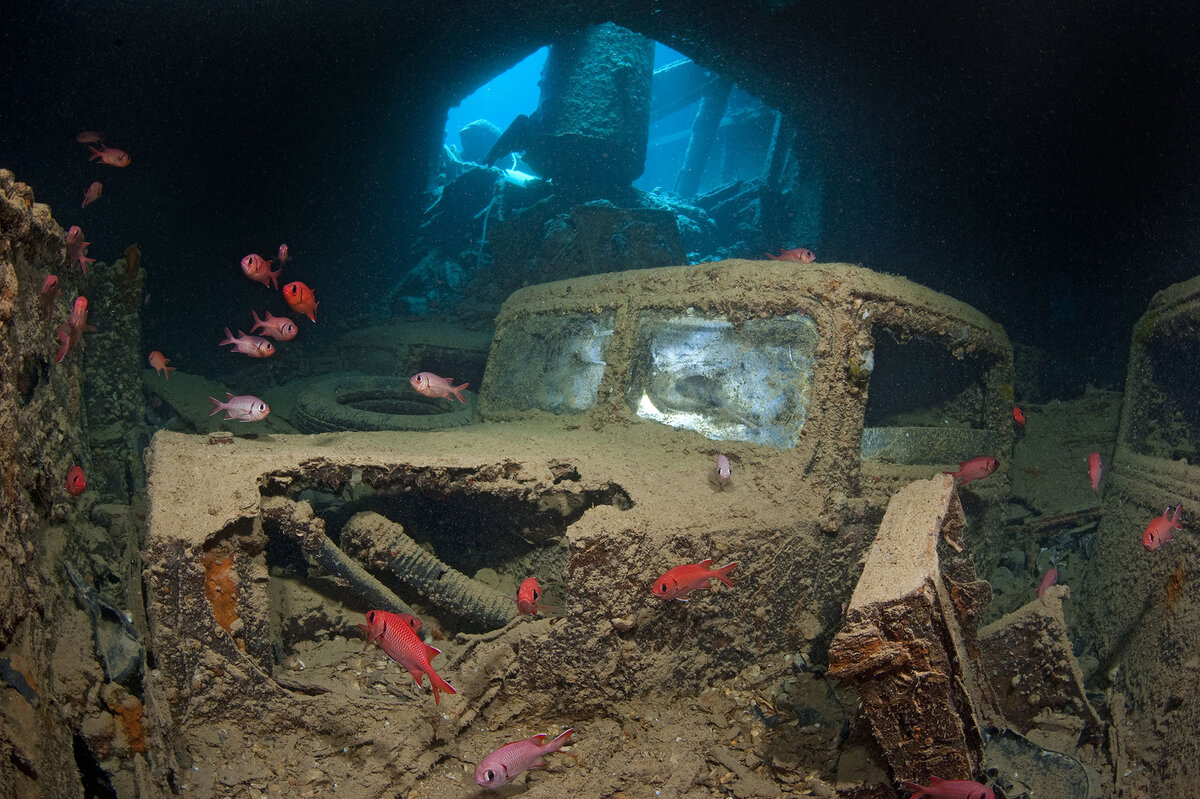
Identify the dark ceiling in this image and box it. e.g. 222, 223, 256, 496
2, 0, 1199, 392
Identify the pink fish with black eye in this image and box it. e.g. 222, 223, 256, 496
361, 609, 455, 705
40, 275, 60, 318
652, 558, 737, 601
474, 728, 574, 789
207, 393, 270, 422
766, 247, 816, 263
240, 254, 281, 290
219, 328, 275, 358
410, 372, 469, 403
55, 296, 96, 363
250, 310, 298, 341
277, 243, 289, 265
65, 225, 95, 275
1087, 452, 1102, 494
75, 131, 104, 145
1143, 505, 1183, 551
901, 775, 994, 799
82, 181, 103, 208
715, 454, 732, 488
88, 145, 130, 167
943, 456, 997, 485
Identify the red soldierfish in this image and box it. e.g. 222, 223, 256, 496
1143, 505, 1183, 551
66, 225, 95, 275
901, 776, 994, 799
517, 577, 550, 616
82, 181, 103, 208
40, 275, 60, 318
652, 558, 737, 601
282, 281, 318, 322
766, 247, 817, 263
55, 296, 95, 363
474, 728, 574, 789
1036, 567, 1058, 599
207, 393, 271, 422
1087, 452, 1102, 494
250, 310, 298, 341
410, 372, 469, 403
1012, 406, 1025, 427
88, 145, 131, 167
359, 611, 422, 641
361, 609, 455, 705
277, 243, 289, 265
219, 328, 275, 358
148, 351, 175, 379
240, 254, 281, 290
65, 464, 87, 496
75, 131, 104, 145
943, 456, 998, 485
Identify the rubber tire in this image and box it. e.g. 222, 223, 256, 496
292, 374, 475, 433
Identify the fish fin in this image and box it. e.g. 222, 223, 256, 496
697, 558, 713, 568
450, 382, 469, 403
899, 783, 929, 799
713, 561, 737, 587
424, 643, 441, 659
428, 668, 455, 705
219, 327, 236, 346
207, 397, 223, 416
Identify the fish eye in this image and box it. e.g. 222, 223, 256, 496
366, 611, 376, 622
532, 588, 540, 600
658, 582, 667, 593
484, 770, 495, 782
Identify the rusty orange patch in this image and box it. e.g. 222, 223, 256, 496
1165, 564, 1185, 615
201, 548, 239, 635
106, 693, 147, 753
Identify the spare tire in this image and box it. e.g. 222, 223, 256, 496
292, 374, 475, 433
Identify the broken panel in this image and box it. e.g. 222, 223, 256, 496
626, 310, 817, 448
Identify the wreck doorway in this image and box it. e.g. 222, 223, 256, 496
396, 25, 826, 318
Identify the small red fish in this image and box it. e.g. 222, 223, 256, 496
148, 351, 176, 379
1143, 505, 1183, 551
1087, 452, 1102, 494
55, 296, 95, 363
88, 145, 130, 167
240, 254, 281, 289
1012, 406, 1025, 427
1036, 567, 1058, 599
250, 310, 298, 341
75, 131, 105, 145
361, 609, 455, 705
410, 372, 469, 403
652, 558, 737, 601
943, 456, 998, 485
517, 577, 550, 616
715, 454, 732, 488
82, 181, 103, 208
65, 464, 87, 496
219, 328, 275, 358
65, 225, 95, 275
277, 243, 289, 265
901, 776, 994, 799
40, 275, 60, 318
766, 247, 816, 263
474, 728, 574, 789
282, 281, 318, 322
207, 393, 271, 422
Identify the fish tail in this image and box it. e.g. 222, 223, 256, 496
899, 784, 929, 799
545, 728, 574, 752
428, 668, 456, 706
207, 396, 224, 416
219, 327, 236, 346
450, 382, 470, 403
713, 561, 737, 587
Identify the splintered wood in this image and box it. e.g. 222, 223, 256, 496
827, 474, 991, 784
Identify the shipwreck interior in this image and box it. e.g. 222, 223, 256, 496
2, 1, 1200, 798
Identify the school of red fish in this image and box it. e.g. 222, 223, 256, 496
49, 140, 1185, 793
